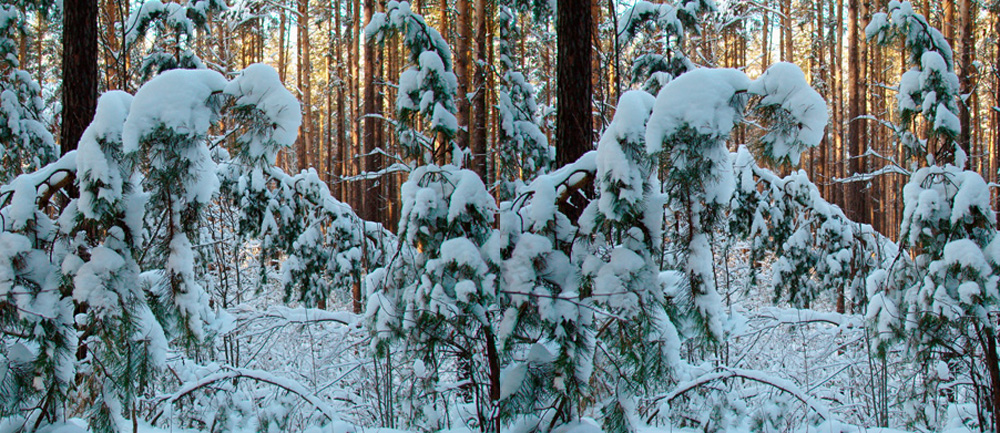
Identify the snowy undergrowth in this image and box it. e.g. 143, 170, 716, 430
2, 2, 997, 433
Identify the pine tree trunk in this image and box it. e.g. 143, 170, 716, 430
847, 0, 866, 225
781, 0, 792, 62
944, 0, 955, 46
386, 32, 398, 226
351, 0, 361, 210
277, 9, 288, 170
38, 11, 48, 88
762, 1, 770, 70
980, 325, 1000, 431
591, 1, 603, 128
995, 12, 1000, 201
439, 0, 448, 38
336, 0, 347, 199
61, 0, 98, 154
18, 6, 27, 70
363, 0, 381, 224
608, 0, 620, 103
555, 0, 593, 167
485, 328, 501, 433
297, 0, 312, 172
958, 0, 974, 162
487, 10, 497, 187
470, 0, 488, 177
816, 0, 826, 199
99, 0, 124, 90
455, 0, 471, 156
278, 11, 288, 82
786, 0, 793, 63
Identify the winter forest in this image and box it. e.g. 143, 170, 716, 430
4, 0, 1000, 432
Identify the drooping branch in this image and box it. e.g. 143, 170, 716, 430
153, 366, 343, 422
648, 366, 832, 423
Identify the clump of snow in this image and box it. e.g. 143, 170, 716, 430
123, 69, 227, 154
595, 90, 656, 221
76, 91, 133, 220
225, 63, 302, 166
748, 62, 828, 165
645, 68, 750, 154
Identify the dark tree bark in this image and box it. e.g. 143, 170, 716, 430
555, 0, 593, 167
983, 326, 1000, 431
470, 0, 488, 178
61, 0, 98, 154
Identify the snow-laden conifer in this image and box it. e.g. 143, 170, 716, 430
366, 1, 459, 164
0, 6, 55, 181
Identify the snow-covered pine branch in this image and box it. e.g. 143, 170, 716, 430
123, 0, 227, 78
366, 1, 459, 165
495, 5, 552, 200
617, 0, 716, 89
0, 6, 56, 182
866, 0, 962, 166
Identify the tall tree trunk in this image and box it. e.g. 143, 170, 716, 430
278, 11, 288, 83
781, 0, 792, 62
958, 0, 974, 163
994, 11, 1000, 205
815, 0, 826, 198
980, 326, 1000, 431
61, 0, 98, 154
608, 0, 620, 103
375, 46, 386, 225
349, 0, 359, 208
455, 0, 471, 157
944, 0, 955, 46
834, 0, 844, 207
591, 0, 604, 129
362, 0, 382, 224
861, 0, 872, 231
335, 0, 347, 199
352, 0, 362, 211
386, 31, 398, 226
762, 1, 770, 70
439, 0, 448, 36
470, 0, 488, 177
785, 0, 793, 63
487, 8, 497, 187
297, 0, 313, 172
37, 10, 48, 88
555, 0, 593, 223
18, 6, 27, 70
556, 0, 593, 167
276, 10, 289, 170
847, 0, 866, 225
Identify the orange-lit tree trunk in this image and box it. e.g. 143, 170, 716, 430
455, 0, 471, 158
958, 0, 974, 161
362, 0, 383, 224
297, 0, 313, 172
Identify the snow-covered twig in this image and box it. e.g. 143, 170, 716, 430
649, 366, 833, 422
152, 366, 344, 422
